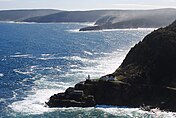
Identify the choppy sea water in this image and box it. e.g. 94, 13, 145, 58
0, 22, 175, 118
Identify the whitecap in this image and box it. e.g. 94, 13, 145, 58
9, 89, 61, 115
0, 98, 6, 102
60, 56, 93, 63
37, 57, 59, 60
14, 65, 61, 76
10, 54, 33, 58
84, 51, 93, 55
14, 52, 21, 54
41, 54, 52, 57
70, 64, 79, 68
66, 29, 80, 33
37, 54, 60, 60
0, 73, 4, 77
13, 69, 33, 75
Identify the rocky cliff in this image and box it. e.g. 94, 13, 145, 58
47, 20, 176, 111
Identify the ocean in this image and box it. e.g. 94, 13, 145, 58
0, 22, 175, 118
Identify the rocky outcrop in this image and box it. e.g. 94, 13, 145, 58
79, 26, 102, 31
46, 86, 96, 107
47, 20, 176, 111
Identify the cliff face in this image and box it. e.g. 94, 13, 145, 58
115, 21, 176, 85
47, 20, 176, 111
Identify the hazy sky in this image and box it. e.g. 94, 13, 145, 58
0, 0, 176, 10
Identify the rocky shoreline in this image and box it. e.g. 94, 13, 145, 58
47, 20, 176, 112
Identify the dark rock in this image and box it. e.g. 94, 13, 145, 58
79, 26, 102, 31
65, 87, 75, 94
74, 81, 85, 90
46, 83, 96, 107
47, 20, 176, 112
86, 95, 96, 105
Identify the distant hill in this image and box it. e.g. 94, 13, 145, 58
95, 9, 176, 25
80, 8, 176, 31
0, 9, 61, 22
22, 10, 117, 23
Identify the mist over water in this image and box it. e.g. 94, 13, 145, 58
0, 22, 175, 117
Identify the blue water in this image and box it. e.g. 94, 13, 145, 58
0, 22, 174, 117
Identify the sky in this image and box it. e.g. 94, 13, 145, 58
0, 0, 176, 10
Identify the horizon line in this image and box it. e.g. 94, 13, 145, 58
0, 7, 176, 11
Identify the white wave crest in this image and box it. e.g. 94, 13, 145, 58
0, 73, 4, 77
14, 66, 61, 76
84, 51, 93, 55
9, 89, 61, 115
10, 54, 33, 58
41, 54, 52, 57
